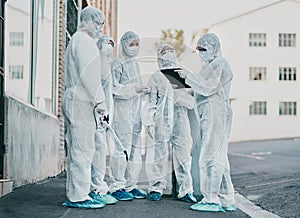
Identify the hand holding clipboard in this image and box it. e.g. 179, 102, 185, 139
160, 68, 190, 89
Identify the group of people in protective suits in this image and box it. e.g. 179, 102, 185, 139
62, 6, 236, 213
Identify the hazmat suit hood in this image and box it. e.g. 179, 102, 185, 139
197, 33, 221, 63
157, 44, 177, 69
97, 35, 114, 57
78, 6, 105, 39
119, 31, 140, 58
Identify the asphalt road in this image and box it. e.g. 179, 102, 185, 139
0, 138, 299, 217
229, 138, 300, 218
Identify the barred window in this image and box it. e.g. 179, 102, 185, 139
249, 33, 266, 47
9, 32, 24, 46
279, 67, 296, 81
250, 101, 267, 115
9, 65, 24, 79
249, 67, 267, 80
279, 102, 297, 115
279, 33, 296, 47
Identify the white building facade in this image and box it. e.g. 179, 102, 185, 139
209, 0, 300, 141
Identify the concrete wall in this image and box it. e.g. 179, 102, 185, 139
3, 95, 64, 187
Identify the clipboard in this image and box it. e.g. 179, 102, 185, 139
160, 68, 190, 89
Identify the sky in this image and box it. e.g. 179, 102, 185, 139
118, 0, 278, 44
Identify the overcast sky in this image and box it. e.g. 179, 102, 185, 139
118, 0, 278, 44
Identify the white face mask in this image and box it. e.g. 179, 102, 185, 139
101, 43, 114, 57
93, 21, 104, 39
159, 52, 176, 68
198, 43, 215, 62
199, 50, 210, 62
127, 45, 139, 57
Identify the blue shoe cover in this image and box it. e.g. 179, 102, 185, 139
179, 193, 197, 203
223, 205, 237, 211
147, 191, 161, 201
89, 192, 118, 205
62, 199, 105, 209
102, 194, 119, 204
130, 189, 147, 199
190, 202, 225, 212
111, 189, 134, 201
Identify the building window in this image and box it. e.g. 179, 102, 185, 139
9, 32, 24, 46
279, 67, 297, 81
9, 65, 24, 79
249, 33, 266, 47
249, 101, 267, 115
279, 33, 296, 47
279, 102, 297, 115
249, 67, 267, 80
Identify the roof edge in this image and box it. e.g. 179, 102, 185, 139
210, 0, 299, 28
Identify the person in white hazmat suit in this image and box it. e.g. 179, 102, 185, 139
144, 44, 175, 201
180, 33, 236, 212
172, 81, 198, 203
144, 44, 198, 202
88, 35, 118, 205
109, 31, 150, 200
62, 6, 108, 209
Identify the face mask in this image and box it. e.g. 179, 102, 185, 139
199, 50, 210, 62
160, 52, 176, 68
101, 43, 114, 57
127, 45, 139, 57
92, 19, 104, 39
94, 27, 103, 39
198, 43, 216, 62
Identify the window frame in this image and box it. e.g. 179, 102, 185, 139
9, 32, 24, 46
279, 102, 297, 116
9, 65, 23, 79
279, 33, 296, 47
249, 33, 266, 47
249, 67, 267, 81
249, 101, 267, 115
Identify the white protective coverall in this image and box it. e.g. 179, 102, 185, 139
146, 44, 198, 198
172, 87, 198, 199
110, 31, 148, 192
91, 35, 115, 194
62, 7, 106, 202
144, 44, 176, 195
186, 33, 236, 207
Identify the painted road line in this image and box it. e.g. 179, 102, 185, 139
230, 152, 265, 160
236, 193, 281, 218
250, 151, 272, 156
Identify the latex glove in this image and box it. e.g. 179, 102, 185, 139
99, 113, 109, 129
147, 125, 155, 139
171, 84, 179, 89
135, 84, 151, 94
175, 69, 188, 79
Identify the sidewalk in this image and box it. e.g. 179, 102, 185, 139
0, 173, 250, 218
